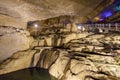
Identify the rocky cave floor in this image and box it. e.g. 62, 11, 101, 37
0, 26, 120, 80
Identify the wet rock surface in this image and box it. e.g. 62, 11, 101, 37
0, 24, 120, 80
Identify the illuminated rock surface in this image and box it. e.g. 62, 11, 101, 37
0, 26, 33, 62
0, 0, 119, 80
0, 0, 113, 28
0, 26, 120, 80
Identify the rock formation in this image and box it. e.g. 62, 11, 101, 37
0, 0, 119, 80
0, 26, 33, 62
0, 0, 113, 28
0, 21, 120, 80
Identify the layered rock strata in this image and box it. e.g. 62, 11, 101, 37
0, 24, 120, 80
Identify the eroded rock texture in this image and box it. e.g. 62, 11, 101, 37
0, 0, 113, 28
0, 26, 33, 62
0, 0, 119, 80
0, 22, 120, 80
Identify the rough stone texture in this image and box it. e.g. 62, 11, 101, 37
63, 32, 92, 43
36, 48, 59, 69
0, 0, 118, 79
0, 29, 120, 80
0, 49, 36, 74
0, 0, 113, 28
0, 26, 33, 62
0, 15, 120, 80
49, 51, 70, 79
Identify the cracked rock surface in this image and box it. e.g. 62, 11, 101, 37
0, 23, 120, 80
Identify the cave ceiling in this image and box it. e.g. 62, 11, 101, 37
0, 0, 114, 28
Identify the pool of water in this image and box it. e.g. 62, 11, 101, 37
0, 68, 55, 80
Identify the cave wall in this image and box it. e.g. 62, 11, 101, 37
0, 0, 114, 28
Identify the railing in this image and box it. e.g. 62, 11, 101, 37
76, 23, 120, 33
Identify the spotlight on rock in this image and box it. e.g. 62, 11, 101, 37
27, 21, 42, 37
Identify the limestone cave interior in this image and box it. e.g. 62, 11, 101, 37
0, 0, 120, 80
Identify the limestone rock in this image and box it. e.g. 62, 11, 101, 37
0, 27, 33, 62
36, 48, 59, 69
63, 33, 91, 43
0, 26, 120, 80
71, 22, 78, 32
70, 59, 98, 75
0, 49, 36, 75
49, 51, 70, 79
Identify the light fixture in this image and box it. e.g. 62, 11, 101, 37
94, 17, 100, 21
103, 11, 112, 18
77, 25, 82, 29
34, 24, 38, 28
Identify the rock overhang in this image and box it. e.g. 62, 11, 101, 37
0, 0, 114, 29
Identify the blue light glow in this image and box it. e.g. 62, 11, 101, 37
99, 18, 104, 21
94, 0, 120, 22
114, 5, 120, 11
103, 11, 112, 18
